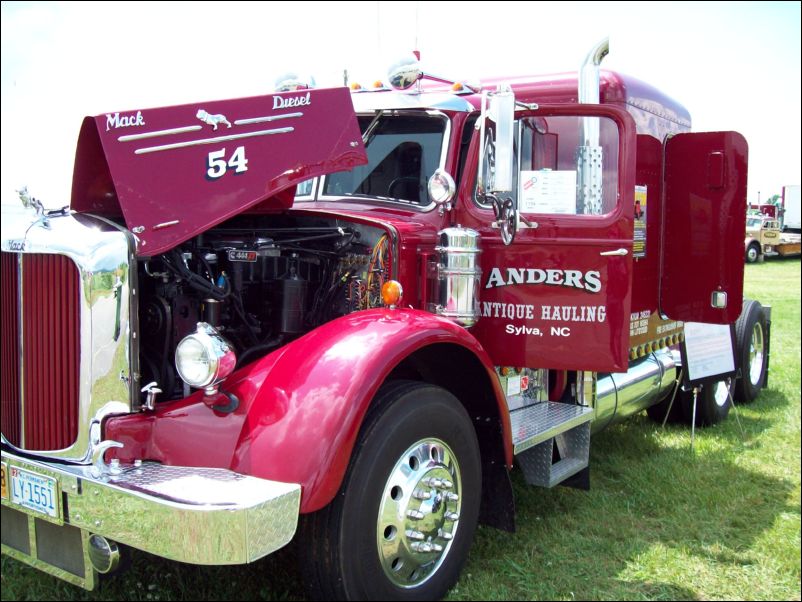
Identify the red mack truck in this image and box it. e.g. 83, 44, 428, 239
1, 40, 770, 600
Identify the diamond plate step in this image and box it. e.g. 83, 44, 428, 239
510, 401, 594, 454
516, 422, 591, 488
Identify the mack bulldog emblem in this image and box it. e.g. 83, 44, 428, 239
196, 109, 232, 130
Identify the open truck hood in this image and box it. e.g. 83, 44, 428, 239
71, 88, 366, 256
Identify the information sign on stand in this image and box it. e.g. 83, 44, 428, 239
680, 322, 738, 387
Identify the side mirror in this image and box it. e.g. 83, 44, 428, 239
478, 85, 518, 245
387, 55, 422, 91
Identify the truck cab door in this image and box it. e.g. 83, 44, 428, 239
661, 132, 748, 323
462, 105, 636, 373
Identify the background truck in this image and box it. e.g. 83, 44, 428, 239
782, 184, 801, 231
1, 40, 771, 601
744, 213, 802, 262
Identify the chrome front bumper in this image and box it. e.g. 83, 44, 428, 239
1, 450, 301, 588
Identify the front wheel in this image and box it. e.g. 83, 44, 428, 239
299, 381, 481, 601
745, 243, 760, 263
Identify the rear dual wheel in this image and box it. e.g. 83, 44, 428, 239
300, 381, 481, 601
733, 299, 768, 404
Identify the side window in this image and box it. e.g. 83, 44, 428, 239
477, 115, 620, 216
295, 178, 315, 199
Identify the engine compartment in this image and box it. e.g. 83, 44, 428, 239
138, 214, 389, 401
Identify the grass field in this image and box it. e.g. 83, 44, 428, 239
2, 259, 800, 601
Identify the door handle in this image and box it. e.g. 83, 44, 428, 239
599, 248, 628, 256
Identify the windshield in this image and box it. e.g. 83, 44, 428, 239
322, 113, 447, 204
746, 217, 762, 229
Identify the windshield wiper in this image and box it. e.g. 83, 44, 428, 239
361, 110, 384, 146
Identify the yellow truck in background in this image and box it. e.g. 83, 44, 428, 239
744, 214, 801, 263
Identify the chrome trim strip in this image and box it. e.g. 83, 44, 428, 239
2, 450, 301, 567
17, 254, 25, 448
234, 111, 303, 125
350, 91, 474, 113
118, 125, 202, 142
135, 127, 294, 154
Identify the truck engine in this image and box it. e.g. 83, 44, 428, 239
137, 215, 388, 401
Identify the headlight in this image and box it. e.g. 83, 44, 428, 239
175, 322, 236, 393
427, 169, 456, 207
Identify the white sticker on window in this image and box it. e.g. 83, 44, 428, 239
506, 375, 522, 397
520, 170, 577, 214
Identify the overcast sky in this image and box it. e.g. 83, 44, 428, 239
1, 1, 800, 208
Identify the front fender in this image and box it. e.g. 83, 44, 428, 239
107, 309, 508, 513
233, 308, 508, 512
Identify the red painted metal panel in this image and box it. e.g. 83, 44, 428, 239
21, 255, 80, 450
661, 132, 748, 324
1, 252, 21, 446
106, 308, 510, 513
71, 87, 367, 257
455, 104, 637, 372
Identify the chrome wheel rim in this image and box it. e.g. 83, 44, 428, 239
714, 380, 730, 407
377, 438, 462, 588
747, 246, 758, 262
748, 322, 765, 386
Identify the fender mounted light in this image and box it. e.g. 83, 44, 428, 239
175, 322, 236, 395
381, 280, 404, 308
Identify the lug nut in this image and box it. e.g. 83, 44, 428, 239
413, 489, 432, 500
445, 512, 460, 521
411, 542, 443, 553
405, 529, 425, 541
438, 529, 453, 540
444, 492, 459, 502
406, 509, 425, 520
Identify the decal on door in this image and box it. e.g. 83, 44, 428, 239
485, 267, 602, 292
482, 266, 607, 339
633, 185, 648, 259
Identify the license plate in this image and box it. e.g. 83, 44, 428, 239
1, 462, 7, 500
8, 466, 60, 519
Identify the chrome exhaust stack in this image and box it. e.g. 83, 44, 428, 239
577, 37, 609, 216
579, 37, 609, 106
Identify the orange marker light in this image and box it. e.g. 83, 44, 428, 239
381, 280, 403, 307
451, 82, 465, 92
349, 82, 363, 91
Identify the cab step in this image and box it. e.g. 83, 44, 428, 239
511, 402, 593, 488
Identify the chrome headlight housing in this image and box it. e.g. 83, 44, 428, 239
428, 169, 456, 207
175, 323, 236, 394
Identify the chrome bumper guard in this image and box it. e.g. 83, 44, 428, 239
1, 450, 301, 589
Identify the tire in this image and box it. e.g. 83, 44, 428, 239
679, 379, 732, 427
299, 381, 481, 601
745, 243, 760, 263
646, 387, 683, 424
733, 299, 769, 404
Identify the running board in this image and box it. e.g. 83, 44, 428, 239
511, 402, 593, 488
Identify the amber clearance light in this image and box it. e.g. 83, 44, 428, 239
381, 280, 404, 308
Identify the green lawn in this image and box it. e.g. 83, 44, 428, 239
2, 259, 800, 601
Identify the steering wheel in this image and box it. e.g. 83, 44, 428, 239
388, 177, 420, 200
